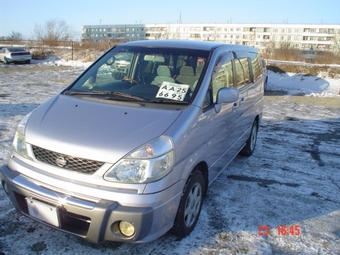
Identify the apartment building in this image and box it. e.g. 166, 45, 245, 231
81, 23, 340, 52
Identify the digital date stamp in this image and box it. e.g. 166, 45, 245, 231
258, 225, 300, 236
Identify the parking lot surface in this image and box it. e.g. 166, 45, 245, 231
0, 65, 339, 254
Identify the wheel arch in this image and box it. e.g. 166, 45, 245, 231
190, 161, 209, 196
254, 114, 260, 127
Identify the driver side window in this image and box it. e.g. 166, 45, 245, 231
211, 53, 234, 102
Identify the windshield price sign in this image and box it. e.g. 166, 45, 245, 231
156, 82, 190, 101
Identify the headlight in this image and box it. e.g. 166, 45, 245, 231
104, 136, 174, 183
12, 112, 32, 159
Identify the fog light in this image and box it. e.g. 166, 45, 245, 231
119, 221, 135, 237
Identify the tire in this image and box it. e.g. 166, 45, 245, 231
3, 57, 8, 64
240, 120, 258, 156
172, 169, 205, 239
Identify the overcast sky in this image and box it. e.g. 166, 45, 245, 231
1, 0, 339, 39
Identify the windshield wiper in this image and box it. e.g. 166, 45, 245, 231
64, 90, 112, 95
106, 91, 147, 101
64, 90, 147, 102
149, 99, 189, 104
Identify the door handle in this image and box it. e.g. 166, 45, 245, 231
232, 102, 238, 111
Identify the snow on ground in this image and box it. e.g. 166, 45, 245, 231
266, 70, 340, 98
30, 56, 92, 69
0, 57, 340, 255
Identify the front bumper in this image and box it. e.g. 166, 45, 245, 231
0, 163, 179, 243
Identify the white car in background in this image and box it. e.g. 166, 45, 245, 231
0, 47, 32, 64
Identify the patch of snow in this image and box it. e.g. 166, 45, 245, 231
267, 70, 340, 97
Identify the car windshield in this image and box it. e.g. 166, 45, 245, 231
65, 46, 209, 105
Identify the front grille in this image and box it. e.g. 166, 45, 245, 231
32, 145, 104, 174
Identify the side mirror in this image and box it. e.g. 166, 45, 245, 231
106, 56, 115, 65
215, 87, 239, 113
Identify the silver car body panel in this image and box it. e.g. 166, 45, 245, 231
1, 40, 264, 243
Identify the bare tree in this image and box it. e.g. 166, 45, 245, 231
333, 28, 340, 54
34, 19, 75, 46
9, 31, 23, 41
156, 25, 181, 40
262, 40, 296, 61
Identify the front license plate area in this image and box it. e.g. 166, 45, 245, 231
26, 198, 60, 227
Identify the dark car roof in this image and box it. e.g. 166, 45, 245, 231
119, 40, 257, 52
5, 47, 27, 52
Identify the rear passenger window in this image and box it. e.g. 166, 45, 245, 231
250, 53, 262, 81
211, 53, 234, 102
234, 58, 251, 88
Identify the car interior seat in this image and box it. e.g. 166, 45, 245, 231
175, 66, 196, 86
151, 65, 175, 86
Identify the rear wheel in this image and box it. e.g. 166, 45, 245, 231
240, 120, 258, 156
172, 169, 205, 238
3, 57, 8, 64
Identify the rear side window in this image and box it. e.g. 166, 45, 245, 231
250, 53, 262, 82
234, 57, 250, 88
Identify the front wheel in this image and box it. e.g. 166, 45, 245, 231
240, 120, 258, 156
172, 169, 205, 239
3, 57, 9, 64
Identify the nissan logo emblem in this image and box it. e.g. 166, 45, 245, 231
56, 156, 67, 168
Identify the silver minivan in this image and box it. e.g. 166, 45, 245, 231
0, 40, 264, 243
